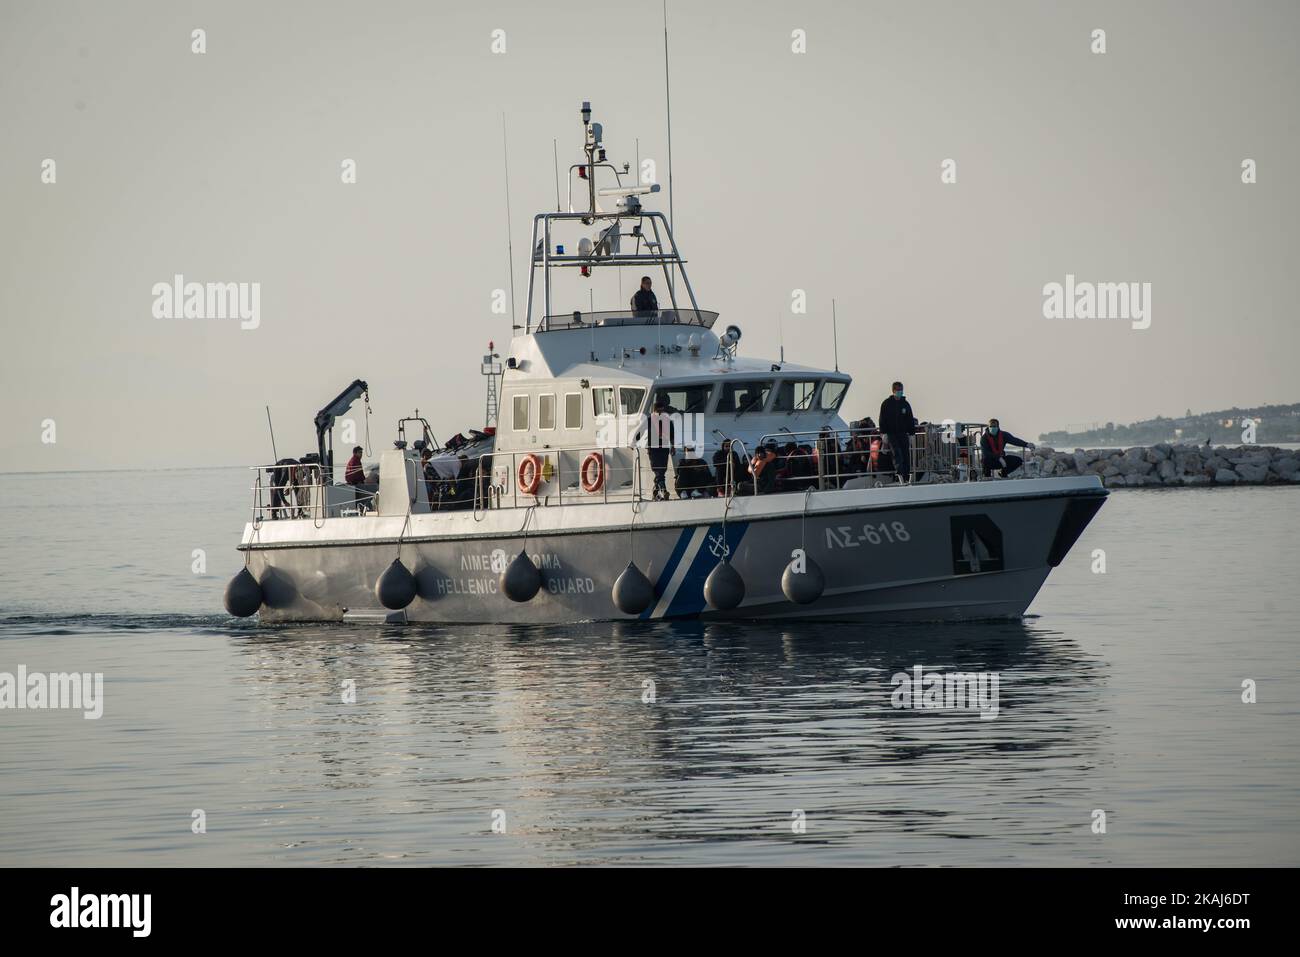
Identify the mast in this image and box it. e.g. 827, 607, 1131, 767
520, 102, 703, 335
663, 0, 675, 296
482, 341, 502, 428
502, 113, 518, 331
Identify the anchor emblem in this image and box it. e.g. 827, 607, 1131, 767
707, 532, 730, 560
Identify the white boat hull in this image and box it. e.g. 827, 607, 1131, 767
237, 477, 1107, 623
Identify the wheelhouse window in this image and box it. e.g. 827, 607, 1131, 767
820, 381, 848, 411
592, 387, 616, 417
653, 383, 714, 414
511, 394, 529, 431
716, 380, 773, 414
771, 380, 820, 412
564, 393, 582, 429
618, 387, 647, 415
538, 393, 556, 430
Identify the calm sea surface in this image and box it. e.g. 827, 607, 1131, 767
0, 468, 1296, 866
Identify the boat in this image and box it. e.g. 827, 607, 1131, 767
223, 103, 1107, 624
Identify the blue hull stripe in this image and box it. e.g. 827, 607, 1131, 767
640, 526, 696, 619
665, 522, 750, 618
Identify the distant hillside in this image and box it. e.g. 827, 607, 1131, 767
1040, 403, 1300, 447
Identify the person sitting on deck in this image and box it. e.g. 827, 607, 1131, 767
712, 439, 745, 497
630, 276, 658, 316
842, 433, 873, 479
814, 427, 843, 488
980, 418, 1035, 477
739, 442, 779, 495
779, 441, 816, 491
675, 445, 713, 497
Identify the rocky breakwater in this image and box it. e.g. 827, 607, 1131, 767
1028, 444, 1300, 488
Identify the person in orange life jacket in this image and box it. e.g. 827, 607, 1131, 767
740, 441, 779, 495
779, 441, 814, 491
645, 396, 675, 500
630, 276, 659, 316
980, 418, 1035, 477
842, 434, 871, 477
879, 382, 917, 483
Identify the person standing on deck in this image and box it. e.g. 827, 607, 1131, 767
630, 276, 659, 316
879, 381, 917, 484
646, 395, 675, 500
344, 447, 365, 485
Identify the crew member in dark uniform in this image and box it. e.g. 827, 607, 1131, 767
879, 381, 917, 484
646, 395, 675, 500
630, 276, 658, 316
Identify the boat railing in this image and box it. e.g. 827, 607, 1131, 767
247, 463, 377, 525
753, 422, 1021, 488
540, 308, 719, 331
244, 423, 1034, 523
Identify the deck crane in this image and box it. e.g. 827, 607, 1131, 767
313, 378, 369, 484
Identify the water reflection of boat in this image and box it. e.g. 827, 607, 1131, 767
226, 620, 1108, 862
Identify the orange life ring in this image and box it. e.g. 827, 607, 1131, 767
517, 454, 542, 495
580, 451, 605, 492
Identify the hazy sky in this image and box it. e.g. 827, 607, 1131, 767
2, 0, 1297, 472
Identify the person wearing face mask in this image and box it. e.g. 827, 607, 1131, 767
980, 418, 1035, 477
878, 381, 918, 483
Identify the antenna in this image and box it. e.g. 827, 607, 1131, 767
502, 112, 518, 330
552, 138, 561, 212
663, 0, 676, 296
265, 405, 278, 463
778, 311, 785, 364
832, 298, 840, 373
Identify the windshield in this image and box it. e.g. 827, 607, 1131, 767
772, 380, 820, 412
717, 380, 773, 414
619, 387, 646, 415
653, 383, 714, 414
820, 381, 848, 411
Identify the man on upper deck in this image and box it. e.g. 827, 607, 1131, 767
630, 276, 659, 316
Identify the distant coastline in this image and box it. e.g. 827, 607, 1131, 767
1039, 402, 1300, 447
